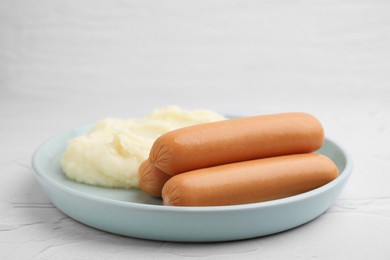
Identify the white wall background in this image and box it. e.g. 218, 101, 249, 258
1, 1, 389, 113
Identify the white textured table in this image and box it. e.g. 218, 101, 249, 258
1, 1, 390, 259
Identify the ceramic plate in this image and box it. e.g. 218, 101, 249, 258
32, 124, 352, 242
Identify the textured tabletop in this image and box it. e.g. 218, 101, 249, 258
1, 1, 390, 259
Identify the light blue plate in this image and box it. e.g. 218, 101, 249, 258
32, 125, 352, 242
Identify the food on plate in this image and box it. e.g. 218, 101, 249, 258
149, 112, 324, 175
61, 106, 337, 208
138, 159, 172, 197
60, 106, 226, 188
162, 153, 339, 206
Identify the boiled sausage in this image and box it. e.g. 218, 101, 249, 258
162, 153, 338, 206
150, 112, 324, 175
138, 159, 171, 197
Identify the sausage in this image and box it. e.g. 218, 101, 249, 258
138, 159, 171, 197
150, 112, 324, 175
162, 153, 338, 206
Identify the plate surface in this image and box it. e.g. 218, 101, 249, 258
32, 125, 352, 242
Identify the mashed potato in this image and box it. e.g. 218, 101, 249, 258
61, 106, 226, 189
